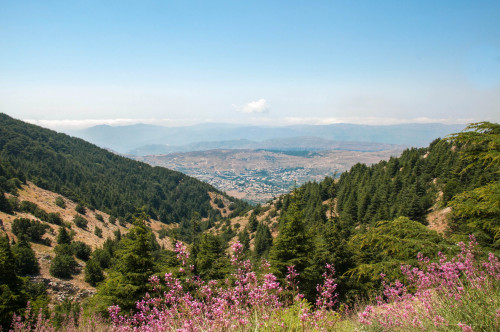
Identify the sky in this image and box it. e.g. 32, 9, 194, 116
0, 0, 499, 130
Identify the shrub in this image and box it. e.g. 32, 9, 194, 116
56, 227, 72, 245
49, 254, 77, 279
72, 241, 91, 261
109, 216, 116, 225
84, 260, 104, 286
47, 212, 63, 225
55, 197, 66, 209
94, 226, 103, 238
11, 218, 49, 243
73, 215, 88, 229
75, 204, 86, 215
7, 196, 19, 211
358, 236, 500, 331
92, 249, 111, 269
54, 244, 74, 256
95, 213, 104, 222
158, 228, 168, 240
109, 241, 341, 331
12, 239, 40, 275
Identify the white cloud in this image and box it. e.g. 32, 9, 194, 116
233, 99, 270, 113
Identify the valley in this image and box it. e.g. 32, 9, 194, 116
136, 148, 404, 203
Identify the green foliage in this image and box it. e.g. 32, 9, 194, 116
94, 212, 157, 311
46, 212, 63, 225
84, 260, 104, 286
55, 196, 66, 209
0, 193, 13, 214
191, 233, 230, 280
347, 217, 450, 293
0, 113, 247, 224
269, 196, 315, 296
12, 237, 40, 276
11, 218, 49, 243
447, 122, 500, 173
0, 236, 29, 328
237, 227, 250, 253
72, 241, 92, 261
73, 214, 88, 229
56, 226, 72, 245
54, 244, 74, 257
94, 226, 103, 238
449, 181, 500, 248
92, 248, 111, 269
158, 227, 168, 239
254, 222, 272, 257
95, 213, 104, 222
446, 122, 500, 249
49, 254, 77, 279
75, 203, 86, 215
248, 212, 258, 233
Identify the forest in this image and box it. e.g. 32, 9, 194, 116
0, 119, 499, 331
0, 113, 248, 224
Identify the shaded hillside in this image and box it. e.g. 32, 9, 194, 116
0, 114, 248, 224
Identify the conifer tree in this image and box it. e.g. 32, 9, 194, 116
269, 196, 313, 280
12, 236, 39, 276
0, 236, 28, 328
254, 222, 272, 257
57, 226, 72, 245
84, 260, 104, 286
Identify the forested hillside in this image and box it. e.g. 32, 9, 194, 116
0, 120, 498, 331
259, 122, 499, 301
0, 113, 247, 224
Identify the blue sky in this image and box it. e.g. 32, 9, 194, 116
0, 0, 499, 129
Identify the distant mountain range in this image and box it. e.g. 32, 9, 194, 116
69, 123, 466, 155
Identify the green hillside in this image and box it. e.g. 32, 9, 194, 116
0, 113, 247, 224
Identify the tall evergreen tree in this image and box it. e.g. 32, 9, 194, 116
0, 236, 28, 329
269, 196, 314, 281
254, 222, 272, 258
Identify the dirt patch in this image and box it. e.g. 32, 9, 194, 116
427, 207, 451, 235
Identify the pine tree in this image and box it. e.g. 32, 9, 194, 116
84, 260, 104, 286
248, 213, 258, 233
12, 236, 40, 276
0, 236, 29, 328
57, 226, 72, 245
254, 222, 272, 257
269, 197, 313, 280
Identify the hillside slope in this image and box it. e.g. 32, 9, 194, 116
0, 113, 247, 224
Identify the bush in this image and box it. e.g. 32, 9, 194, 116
7, 196, 19, 211
72, 241, 91, 261
75, 204, 86, 215
92, 249, 111, 269
54, 243, 74, 256
47, 212, 63, 225
12, 239, 40, 275
109, 216, 116, 225
95, 213, 104, 222
94, 226, 103, 238
56, 227, 72, 245
158, 228, 168, 240
49, 254, 77, 279
84, 260, 104, 286
11, 218, 49, 243
73, 215, 88, 229
55, 197, 66, 209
